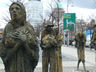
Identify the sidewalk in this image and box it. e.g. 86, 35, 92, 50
34, 45, 96, 72
0, 45, 96, 72
61, 45, 96, 72
61, 45, 96, 66
34, 66, 96, 72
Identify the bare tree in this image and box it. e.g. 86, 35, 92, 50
44, 0, 64, 33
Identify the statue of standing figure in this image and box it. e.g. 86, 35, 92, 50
0, 2, 39, 72
75, 28, 86, 72
54, 28, 64, 72
91, 25, 96, 50
40, 20, 57, 72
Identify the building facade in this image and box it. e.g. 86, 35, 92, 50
26, 0, 43, 30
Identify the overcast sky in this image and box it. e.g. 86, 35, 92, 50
72, 0, 96, 9
0, 0, 96, 28
43, 0, 96, 20
61, 0, 96, 9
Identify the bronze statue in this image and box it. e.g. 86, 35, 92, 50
0, 2, 39, 72
40, 20, 57, 72
91, 25, 96, 50
75, 30, 86, 72
54, 28, 64, 72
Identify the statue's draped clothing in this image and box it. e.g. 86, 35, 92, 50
1, 22, 39, 72
76, 32, 86, 61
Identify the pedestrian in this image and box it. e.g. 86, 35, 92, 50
40, 20, 57, 72
76, 28, 86, 72
0, 1, 39, 72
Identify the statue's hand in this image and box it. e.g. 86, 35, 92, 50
18, 34, 26, 42
12, 31, 27, 42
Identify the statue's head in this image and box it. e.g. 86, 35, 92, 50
45, 20, 54, 27
45, 20, 54, 32
9, 2, 26, 22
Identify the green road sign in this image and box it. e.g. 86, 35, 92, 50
63, 13, 76, 32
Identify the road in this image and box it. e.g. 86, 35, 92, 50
0, 45, 96, 72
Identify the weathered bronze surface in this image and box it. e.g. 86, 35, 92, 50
40, 21, 57, 72
54, 28, 64, 72
75, 32, 86, 72
0, 2, 39, 72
